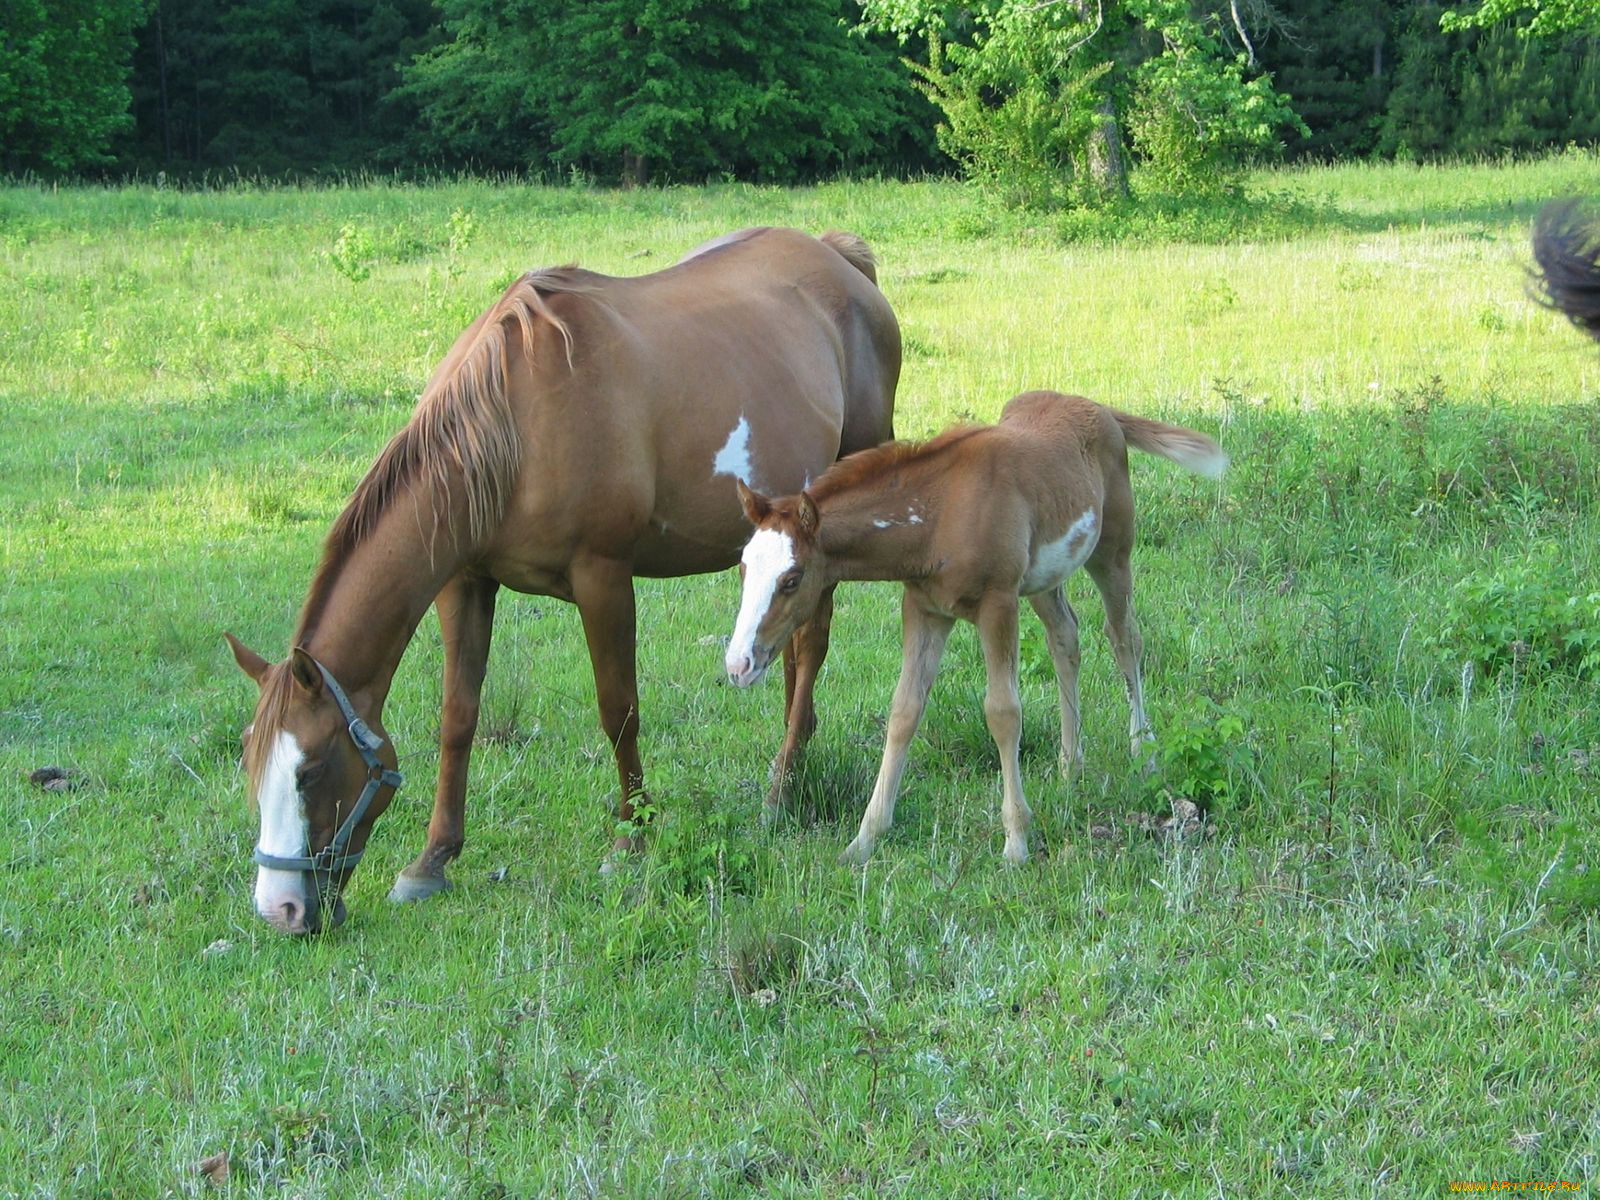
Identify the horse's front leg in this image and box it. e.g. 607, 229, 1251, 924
840, 592, 952, 864
391, 572, 499, 903
766, 583, 836, 822
572, 554, 648, 865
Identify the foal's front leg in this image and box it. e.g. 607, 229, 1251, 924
392, 572, 498, 903
977, 593, 1030, 864
766, 584, 836, 822
840, 592, 953, 865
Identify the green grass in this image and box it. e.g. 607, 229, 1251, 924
3, 155, 1600, 1197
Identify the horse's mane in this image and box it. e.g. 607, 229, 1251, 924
810, 424, 986, 501
1534, 199, 1600, 342
292, 270, 585, 640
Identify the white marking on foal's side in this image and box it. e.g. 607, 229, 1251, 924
713, 415, 755, 486
254, 731, 309, 913
1020, 510, 1099, 594
726, 528, 795, 684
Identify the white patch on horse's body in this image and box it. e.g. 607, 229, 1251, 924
1020, 509, 1099, 594
873, 519, 893, 529
909, 513, 923, 524
713, 415, 755, 487
726, 528, 795, 685
254, 731, 309, 915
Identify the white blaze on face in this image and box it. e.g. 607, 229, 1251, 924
713, 415, 755, 486
726, 528, 795, 686
253, 730, 309, 916
1020, 509, 1100, 594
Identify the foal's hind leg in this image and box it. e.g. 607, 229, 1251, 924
1028, 586, 1083, 779
977, 593, 1031, 865
1085, 551, 1152, 759
841, 592, 953, 864
766, 584, 836, 823
392, 572, 499, 903
571, 554, 650, 865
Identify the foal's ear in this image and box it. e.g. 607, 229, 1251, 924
797, 491, 820, 536
225, 632, 271, 685
735, 478, 771, 525
289, 647, 324, 698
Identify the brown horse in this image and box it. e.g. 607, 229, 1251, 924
227, 227, 899, 934
725, 390, 1225, 865
1534, 199, 1600, 342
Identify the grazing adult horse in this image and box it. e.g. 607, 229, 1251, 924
725, 390, 1225, 865
1533, 200, 1600, 342
228, 227, 899, 934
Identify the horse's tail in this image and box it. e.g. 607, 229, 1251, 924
1534, 199, 1600, 343
1112, 410, 1229, 480
821, 230, 879, 285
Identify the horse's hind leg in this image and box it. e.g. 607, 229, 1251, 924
1085, 550, 1152, 759
977, 593, 1031, 865
841, 592, 952, 864
572, 554, 649, 864
767, 584, 836, 822
1028, 586, 1083, 779
392, 572, 499, 903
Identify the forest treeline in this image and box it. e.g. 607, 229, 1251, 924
4, 0, 1598, 189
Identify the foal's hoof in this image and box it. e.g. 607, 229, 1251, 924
389, 869, 451, 904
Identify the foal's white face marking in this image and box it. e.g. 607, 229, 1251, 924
713, 415, 755, 486
1021, 509, 1099, 594
726, 528, 795, 686
254, 730, 310, 916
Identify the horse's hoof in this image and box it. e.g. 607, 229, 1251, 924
599, 834, 644, 874
1003, 840, 1030, 867
389, 870, 451, 903
760, 801, 787, 830
837, 839, 874, 866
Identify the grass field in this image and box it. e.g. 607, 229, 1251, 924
3, 152, 1600, 1197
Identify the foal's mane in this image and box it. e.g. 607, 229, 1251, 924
810, 424, 985, 501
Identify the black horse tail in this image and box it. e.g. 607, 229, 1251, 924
1533, 199, 1600, 343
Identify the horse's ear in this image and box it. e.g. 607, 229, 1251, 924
289, 647, 324, 698
797, 491, 820, 536
225, 632, 271, 684
735, 478, 771, 525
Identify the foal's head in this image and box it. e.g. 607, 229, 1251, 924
226, 635, 402, 935
726, 480, 831, 688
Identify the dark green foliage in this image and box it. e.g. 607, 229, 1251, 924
1, 0, 148, 173
400, 0, 935, 183
123, 0, 438, 173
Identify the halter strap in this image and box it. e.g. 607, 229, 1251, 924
252, 658, 404, 876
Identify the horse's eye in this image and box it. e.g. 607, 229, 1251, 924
779, 571, 802, 595
295, 762, 326, 791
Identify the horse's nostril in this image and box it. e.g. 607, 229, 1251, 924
280, 899, 305, 931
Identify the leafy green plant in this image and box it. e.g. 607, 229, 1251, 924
1427, 545, 1600, 678
327, 223, 374, 284
1142, 698, 1252, 812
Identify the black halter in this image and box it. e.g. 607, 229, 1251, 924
252, 659, 403, 878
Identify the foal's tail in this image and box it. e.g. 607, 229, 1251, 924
821, 230, 879, 285
1534, 199, 1600, 343
1112, 410, 1229, 479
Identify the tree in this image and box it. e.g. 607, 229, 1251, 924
1441, 0, 1600, 37
861, 0, 1305, 207
1, 0, 147, 173
400, 0, 933, 183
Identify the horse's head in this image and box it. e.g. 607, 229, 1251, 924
726, 480, 831, 688
226, 634, 403, 935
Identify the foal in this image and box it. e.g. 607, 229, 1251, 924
725, 390, 1226, 864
